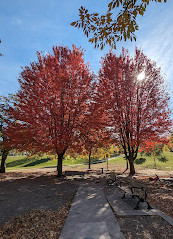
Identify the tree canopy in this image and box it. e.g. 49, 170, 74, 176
72, 0, 167, 50
5, 45, 172, 176
6, 45, 93, 176
97, 48, 171, 175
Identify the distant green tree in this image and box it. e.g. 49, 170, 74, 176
0, 95, 15, 173
72, 0, 167, 50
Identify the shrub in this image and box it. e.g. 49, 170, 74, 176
158, 156, 167, 162
135, 157, 146, 165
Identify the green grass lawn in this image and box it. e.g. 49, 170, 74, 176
134, 151, 173, 171
6, 154, 57, 170
5, 153, 109, 171
5, 151, 173, 172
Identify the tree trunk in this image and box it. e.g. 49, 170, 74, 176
123, 159, 129, 173
57, 152, 65, 177
128, 157, 135, 176
0, 149, 9, 173
88, 150, 91, 169
154, 154, 156, 168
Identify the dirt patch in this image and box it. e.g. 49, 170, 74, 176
0, 205, 71, 239
0, 171, 79, 238
118, 215, 173, 239
0, 169, 173, 239
136, 169, 173, 176
0, 169, 56, 182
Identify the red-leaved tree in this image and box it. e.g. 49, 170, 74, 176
68, 93, 110, 169
97, 48, 172, 175
6, 45, 93, 176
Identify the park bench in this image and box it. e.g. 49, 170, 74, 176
65, 171, 85, 178
107, 172, 152, 210
96, 167, 104, 174
120, 184, 152, 210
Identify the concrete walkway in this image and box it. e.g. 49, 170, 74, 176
59, 183, 125, 239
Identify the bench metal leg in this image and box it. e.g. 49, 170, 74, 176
147, 202, 153, 210
134, 199, 152, 210
134, 199, 141, 210
122, 192, 126, 199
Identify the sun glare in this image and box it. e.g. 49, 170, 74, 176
137, 72, 145, 81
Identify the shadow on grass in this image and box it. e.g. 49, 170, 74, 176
43, 166, 56, 168
24, 158, 51, 167
158, 156, 168, 162
135, 157, 146, 165
6, 157, 33, 167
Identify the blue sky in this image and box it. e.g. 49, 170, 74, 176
0, 0, 173, 98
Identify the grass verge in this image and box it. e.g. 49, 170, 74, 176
5, 152, 173, 172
